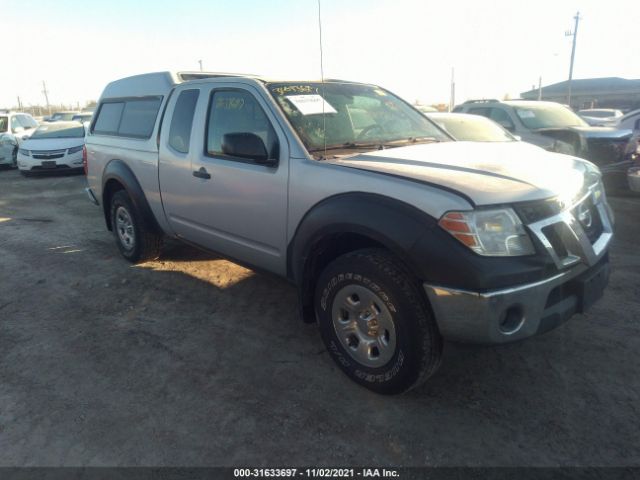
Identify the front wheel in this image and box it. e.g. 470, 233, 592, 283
12, 148, 18, 168
315, 249, 443, 394
109, 190, 162, 263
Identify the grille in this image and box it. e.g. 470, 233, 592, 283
514, 197, 564, 224
571, 195, 603, 244
586, 138, 629, 164
32, 149, 66, 160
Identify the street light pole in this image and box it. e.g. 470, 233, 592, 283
566, 11, 581, 108
198, 60, 203, 72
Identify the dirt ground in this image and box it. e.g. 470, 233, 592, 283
0, 169, 638, 467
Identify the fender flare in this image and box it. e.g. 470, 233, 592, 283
101, 159, 161, 233
287, 193, 437, 322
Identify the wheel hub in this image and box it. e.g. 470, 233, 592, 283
115, 206, 135, 250
331, 284, 397, 367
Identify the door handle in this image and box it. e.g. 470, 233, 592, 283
193, 167, 211, 179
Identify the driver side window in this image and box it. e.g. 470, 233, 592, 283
11, 117, 21, 133
206, 90, 278, 160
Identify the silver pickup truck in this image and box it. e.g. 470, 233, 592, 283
85, 72, 613, 394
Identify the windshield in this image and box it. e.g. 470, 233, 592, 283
31, 122, 85, 139
430, 114, 515, 142
268, 82, 450, 156
51, 112, 76, 121
513, 103, 588, 129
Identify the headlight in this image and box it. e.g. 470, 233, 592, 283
439, 208, 535, 256
67, 145, 83, 154
18, 148, 30, 156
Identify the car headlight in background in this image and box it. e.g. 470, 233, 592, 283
18, 148, 30, 156
439, 208, 535, 256
67, 145, 84, 154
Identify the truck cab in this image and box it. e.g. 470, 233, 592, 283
86, 72, 614, 394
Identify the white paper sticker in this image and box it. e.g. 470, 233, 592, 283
517, 110, 536, 119
286, 94, 337, 115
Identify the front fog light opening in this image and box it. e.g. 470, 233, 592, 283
499, 306, 525, 335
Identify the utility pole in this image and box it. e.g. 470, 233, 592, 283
198, 60, 203, 72
449, 67, 455, 112
17, 96, 22, 111
565, 11, 581, 108
538, 76, 542, 100
42, 80, 51, 115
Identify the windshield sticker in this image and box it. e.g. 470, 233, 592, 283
373, 88, 387, 96
517, 110, 536, 119
272, 85, 317, 96
286, 94, 337, 115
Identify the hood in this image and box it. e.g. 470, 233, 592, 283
327, 141, 596, 206
563, 126, 632, 139
21, 137, 85, 151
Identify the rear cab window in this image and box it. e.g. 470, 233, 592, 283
168, 89, 200, 154
92, 97, 162, 138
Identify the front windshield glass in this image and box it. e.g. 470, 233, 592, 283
31, 122, 85, 139
52, 113, 76, 121
268, 82, 450, 155
513, 103, 588, 129
431, 115, 515, 142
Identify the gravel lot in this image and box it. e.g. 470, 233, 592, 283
0, 169, 639, 467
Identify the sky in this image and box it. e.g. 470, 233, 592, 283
1, 0, 638, 109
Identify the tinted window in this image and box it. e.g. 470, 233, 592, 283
489, 108, 514, 129
0, 116, 7, 132
94, 102, 124, 135
468, 107, 492, 118
118, 98, 162, 138
207, 90, 278, 159
169, 89, 199, 153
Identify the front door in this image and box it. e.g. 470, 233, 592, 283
162, 83, 289, 276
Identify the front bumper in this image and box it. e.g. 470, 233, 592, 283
425, 183, 613, 344
424, 255, 610, 343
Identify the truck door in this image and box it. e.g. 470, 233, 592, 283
160, 82, 289, 276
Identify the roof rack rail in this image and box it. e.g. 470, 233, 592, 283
461, 99, 501, 104
176, 71, 260, 82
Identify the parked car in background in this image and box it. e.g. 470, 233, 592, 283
578, 108, 624, 127
72, 112, 93, 124
415, 105, 438, 114
49, 111, 81, 122
454, 99, 640, 193
426, 112, 519, 142
0, 111, 39, 168
17, 121, 86, 175
616, 109, 640, 132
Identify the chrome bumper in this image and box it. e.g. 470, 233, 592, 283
424, 260, 609, 344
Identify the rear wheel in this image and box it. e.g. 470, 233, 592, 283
109, 190, 162, 263
314, 249, 443, 394
11, 148, 18, 168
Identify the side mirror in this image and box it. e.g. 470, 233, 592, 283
222, 132, 276, 166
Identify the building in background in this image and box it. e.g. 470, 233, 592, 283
521, 77, 640, 112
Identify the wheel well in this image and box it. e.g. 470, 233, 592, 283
299, 232, 388, 323
102, 179, 125, 230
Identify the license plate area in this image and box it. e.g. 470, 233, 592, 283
576, 262, 610, 313
41, 161, 57, 169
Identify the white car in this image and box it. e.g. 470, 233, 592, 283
0, 111, 39, 168
578, 108, 624, 127
616, 108, 640, 132
17, 121, 86, 175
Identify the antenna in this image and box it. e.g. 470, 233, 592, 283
317, 0, 327, 159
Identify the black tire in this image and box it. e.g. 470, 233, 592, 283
11, 148, 18, 168
109, 190, 162, 263
315, 248, 443, 394
19, 170, 31, 177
